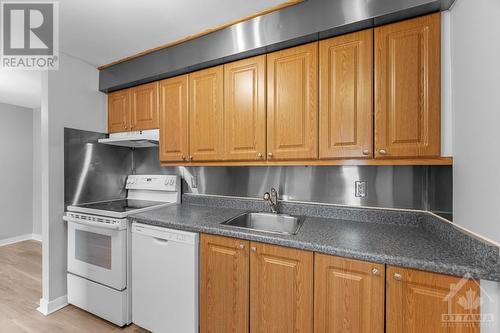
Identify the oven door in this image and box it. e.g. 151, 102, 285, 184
67, 220, 127, 290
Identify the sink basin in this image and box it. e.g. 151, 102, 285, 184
221, 212, 304, 235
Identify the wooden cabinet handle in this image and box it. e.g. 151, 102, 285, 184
181, 155, 186, 161
251, 247, 257, 253
393, 273, 402, 281
372, 268, 380, 276
268, 152, 273, 158
239, 244, 245, 249
187, 156, 193, 162
379, 149, 387, 155
257, 153, 263, 158
362, 149, 369, 155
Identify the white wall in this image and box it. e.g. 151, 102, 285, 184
0, 103, 34, 242
448, 0, 500, 330
33, 108, 42, 237
39, 52, 106, 312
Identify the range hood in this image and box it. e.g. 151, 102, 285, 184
98, 129, 159, 148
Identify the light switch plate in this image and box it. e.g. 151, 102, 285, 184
355, 181, 367, 198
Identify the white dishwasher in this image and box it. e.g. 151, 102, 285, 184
131, 223, 199, 333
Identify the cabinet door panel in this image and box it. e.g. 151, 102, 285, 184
108, 89, 130, 133
314, 254, 384, 333
201, 235, 249, 333
159, 75, 189, 162
189, 66, 224, 161
387, 266, 480, 333
224, 55, 266, 161
319, 29, 373, 159
250, 242, 313, 333
375, 13, 440, 158
267, 42, 318, 160
130, 82, 159, 131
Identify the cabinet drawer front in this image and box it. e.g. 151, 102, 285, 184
375, 13, 441, 158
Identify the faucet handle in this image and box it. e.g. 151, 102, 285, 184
263, 192, 271, 201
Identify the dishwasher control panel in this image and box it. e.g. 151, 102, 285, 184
131, 223, 198, 245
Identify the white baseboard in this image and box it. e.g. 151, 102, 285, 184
0, 233, 41, 247
37, 295, 68, 316
31, 233, 42, 242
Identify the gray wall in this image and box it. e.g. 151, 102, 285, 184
448, 0, 500, 329
134, 148, 453, 217
40, 52, 107, 308
0, 103, 34, 241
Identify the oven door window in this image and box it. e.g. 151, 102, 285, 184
75, 230, 112, 270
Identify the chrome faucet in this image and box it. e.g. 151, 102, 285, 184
263, 188, 279, 213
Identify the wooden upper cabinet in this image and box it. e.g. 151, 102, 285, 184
250, 242, 313, 333
224, 55, 266, 161
375, 13, 441, 158
200, 235, 249, 333
319, 29, 373, 159
159, 75, 189, 162
387, 266, 480, 333
314, 254, 384, 333
267, 42, 319, 161
130, 82, 159, 131
189, 66, 224, 161
108, 89, 130, 133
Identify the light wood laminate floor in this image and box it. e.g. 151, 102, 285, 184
0, 240, 148, 332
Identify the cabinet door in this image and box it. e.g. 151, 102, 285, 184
319, 29, 373, 159
108, 89, 130, 133
387, 266, 480, 333
159, 75, 189, 162
267, 42, 318, 160
189, 66, 225, 161
224, 55, 266, 161
250, 242, 313, 333
130, 82, 159, 131
314, 254, 384, 333
201, 235, 249, 333
375, 13, 441, 158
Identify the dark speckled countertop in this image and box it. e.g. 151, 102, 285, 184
129, 194, 500, 282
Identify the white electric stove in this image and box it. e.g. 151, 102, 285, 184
63, 174, 180, 326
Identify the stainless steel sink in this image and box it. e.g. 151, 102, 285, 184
221, 212, 304, 235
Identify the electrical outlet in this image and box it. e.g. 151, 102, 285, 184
355, 181, 367, 198
191, 176, 198, 188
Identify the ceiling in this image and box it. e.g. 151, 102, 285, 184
59, 0, 286, 67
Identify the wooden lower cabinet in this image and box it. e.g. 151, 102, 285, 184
200, 234, 249, 333
314, 254, 385, 333
250, 242, 314, 333
386, 266, 480, 333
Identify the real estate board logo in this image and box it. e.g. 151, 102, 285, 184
1, 1, 59, 69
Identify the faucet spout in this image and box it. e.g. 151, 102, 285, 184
263, 188, 279, 213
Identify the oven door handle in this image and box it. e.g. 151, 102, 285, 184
63, 215, 124, 231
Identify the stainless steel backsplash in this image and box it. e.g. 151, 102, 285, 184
133, 148, 452, 219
